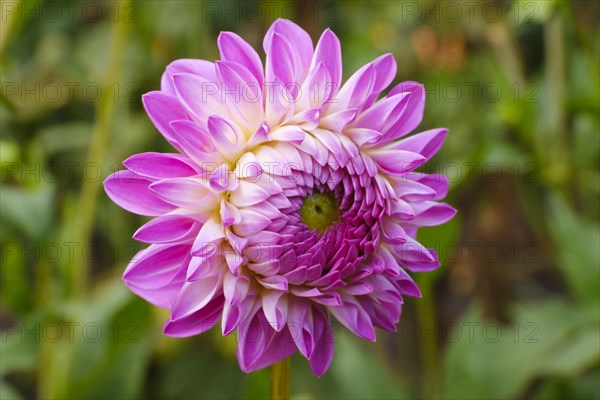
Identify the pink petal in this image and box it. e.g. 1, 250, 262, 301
161, 59, 217, 94
380, 81, 425, 142
215, 60, 263, 129
141, 91, 188, 151
237, 309, 296, 372
104, 170, 175, 216
367, 149, 426, 175
391, 128, 448, 161
169, 119, 216, 163
308, 306, 334, 377
362, 53, 397, 110
123, 152, 198, 180
269, 125, 306, 143
123, 244, 189, 292
218, 31, 264, 85
133, 214, 200, 244
262, 291, 288, 331
229, 180, 271, 207
234, 208, 273, 236
406, 201, 457, 227
329, 295, 376, 341
163, 294, 223, 337
264, 19, 313, 83
172, 73, 226, 125
170, 271, 223, 320
149, 177, 216, 210
310, 29, 342, 92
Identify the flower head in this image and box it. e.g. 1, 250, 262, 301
104, 19, 456, 376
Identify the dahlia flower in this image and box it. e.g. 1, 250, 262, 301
104, 19, 455, 376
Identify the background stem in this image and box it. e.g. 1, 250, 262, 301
68, 11, 129, 298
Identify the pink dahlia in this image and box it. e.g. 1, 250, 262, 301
104, 19, 455, 376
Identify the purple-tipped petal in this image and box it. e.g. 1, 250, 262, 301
380, 81, 426, 142
124, 152, 199, 180
310, 29, 342, 92
164, 295, 224, 337
264, 19, 313, 82
392, 128, 448, 161
124, 244, 189, 288
134, 214, 200, 244
308, 306, 334, 377
218, 32, 264, 86
141, 92, 189, 151
150, 177, 217, 210
104, 170, 175, 216
406, 201, 457, 227
329, 295, 376, 341
161, 59, 217, 94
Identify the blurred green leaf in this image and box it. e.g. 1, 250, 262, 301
38, 280, 153, 399
441, 299, 600, 399
37, 122, 93, 156
0, 381, 23, 400
0, 184, 54, 238
546, 192, 600, 304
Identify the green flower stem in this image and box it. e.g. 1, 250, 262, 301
270, 357, 290, 400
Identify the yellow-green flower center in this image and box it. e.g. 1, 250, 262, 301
300, 191, 340, 234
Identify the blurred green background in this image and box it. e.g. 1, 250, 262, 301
1, 0, 599, 399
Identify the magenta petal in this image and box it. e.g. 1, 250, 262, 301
163, 295, 223, 337
359, 297, 402, 331
390, 178, 437, 202
215, 60, 263, 127
265, 32, 297, 96
396, 268, 422, 297
123, 244, 189, 287
172, 73, 226, 124
104, 170, 175, 216
310, 29, 342, 91
412, 173, 450, 200
141, 91, 188, 151
170, 272, 223, 320
368, 149, 426, 175
161, 59, 216, 94
269, 125, 306, 143
123, 152, 198, 180
262, 291, 288, 331
308, 306, 334, 377
329, 296, 376, 341
237, 310, 296, 372
150, 177, 215, 210
393, 128, 448, 161
381, 81, 425, 141
169, 120, 216, 162
127, 267, 186, 309
393, 237, 440, 272
408, 201, 457, 227
327, 63, 375, 113
133, 214, 199, 244
234, 209, 272, 236
362, 53, 397, 109
287, 299, 312, 357
353, 92, 410, 133
264, 19, 313, 81
229, 180, 271, 207
218, 31, 264, 86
